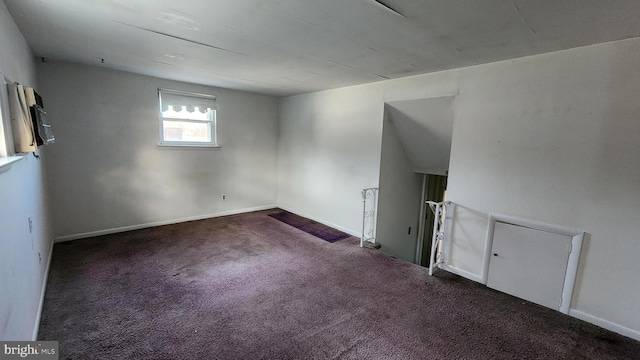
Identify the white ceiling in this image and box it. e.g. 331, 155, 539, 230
4, 0, 640, 96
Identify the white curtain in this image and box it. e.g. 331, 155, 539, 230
159, 90, 217, 113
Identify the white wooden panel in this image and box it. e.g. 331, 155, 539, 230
487, 221, 572, 310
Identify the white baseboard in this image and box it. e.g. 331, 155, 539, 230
275, 206, 361, 238
32, 238, 54, 341
43, 206, 640, 343
54, 205, 278, 242
437, 263, 483, 283
435, 262, 640, 341
569, 309, 640, 341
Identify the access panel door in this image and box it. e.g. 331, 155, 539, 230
487, 221, 572, 310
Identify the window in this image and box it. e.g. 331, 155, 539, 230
158, 89, 218, 147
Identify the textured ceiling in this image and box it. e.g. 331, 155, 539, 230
5, 0, 640, 96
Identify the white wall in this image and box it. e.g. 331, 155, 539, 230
375, 109, 423, 262
386, 97, 455, 175
278, 37, 640, 338
0, 2, 53, 340
36, 62, 279, 239
445, 38, 640, 337
277, 85, 384, 234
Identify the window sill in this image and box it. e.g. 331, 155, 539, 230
157, 143, 221, 149
0, 155, 25, 175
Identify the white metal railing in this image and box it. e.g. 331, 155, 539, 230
361, 188, 378, 247
426, 201, 452, 275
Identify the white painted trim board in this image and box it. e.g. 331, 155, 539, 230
55, 205, 277, 242
275, 206, 361, 238
50, 205, 640, 342
436, 263, 640, 341
569, 310, 640, 342
437, 264, 483, 283
32, 238, 54, 341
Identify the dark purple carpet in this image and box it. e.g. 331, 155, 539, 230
268, 210, 350, 243
38, 209, 640, 359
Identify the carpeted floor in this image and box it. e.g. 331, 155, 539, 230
39, 209, 640, 359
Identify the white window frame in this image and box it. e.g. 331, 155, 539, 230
158, 89, 218, 148
0, 73, 23, 174
0, 74, 14, 156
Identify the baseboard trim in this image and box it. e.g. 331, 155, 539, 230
54, 205, 278, 242
434, 263, 640, 341
569, 309, 640, 341
437, 264, 483, 283
32, 238, 54, 341
43, 207, 640, 343
276, 206, 360, 238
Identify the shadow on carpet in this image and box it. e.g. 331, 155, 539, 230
268, 210, 350, 243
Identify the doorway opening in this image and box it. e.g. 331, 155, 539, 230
377, 96, 455, 264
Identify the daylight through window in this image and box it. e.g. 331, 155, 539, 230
158, 89, 217, 147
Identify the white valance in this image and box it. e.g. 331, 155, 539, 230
159, 89, 217, 113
